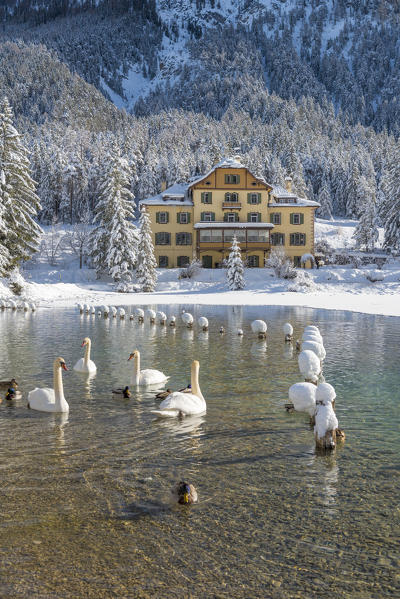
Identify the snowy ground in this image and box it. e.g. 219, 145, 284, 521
1, 219, 399, 316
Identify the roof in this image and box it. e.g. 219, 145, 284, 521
140, 182, 193, 206
270, 184, 320, 207
188, 156, 270, 188
194, 222, 274, 229
271, 184, 298, 199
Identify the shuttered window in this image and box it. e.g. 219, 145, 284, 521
271, 233, 285, 246
176, 233, 192, 245
247, 212, 261, 223
223, 212, 239, 222
290, 233, 306, 246
224, 174, 240, 184
156, 211, 169, 224
177, 256, 190, 267
200, 212, 216, 222
290, 213, 304, 225
155, 232, 171, 245
247, 193, 261, 204
201, 192, 212, 204
159, 256, 169, 267
247, 255, 259, 267
270, 212, 281, 225
177, 212, 191, 224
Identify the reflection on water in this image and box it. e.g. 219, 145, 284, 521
0, 305, 399, 598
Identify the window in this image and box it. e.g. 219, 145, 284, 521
200, 229, 222, 242
247, 193, 261, 204
177, 256, 190, 267
290, 213, 304, 225
155, 232, 171, 245
224, 229, 245, 242
247, 255, 259, 267
205, 181, 211, 185
225, 192, 239, 202
224, 174, 240, 184
224, 212, 239, 223
251, 181, 257, 186
247, 230, 269, 243
271, 233, 285, 246
270, 212, 281, 225
159, 256, 169, 267
248, 212, 261, 223
290, 233, 306, 246
293, 256, 302, 267
176, 232, 192, 245
201, 192, 212, 204
200, 212, 215, 222
177, 212, 190, 224
156, 211, 169, 224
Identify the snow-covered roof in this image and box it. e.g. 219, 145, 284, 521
140, 182, 193, 206
270, 184, 320, 207
271, 184, 298, 199
194, 222, 274, 229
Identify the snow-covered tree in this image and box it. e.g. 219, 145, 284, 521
136, 206, 157, 292
317, 178, 333, 219
226, 236, 245, 290
383, 148, 400, 254
0, 170, 11, 274
90, 150, 138, 281
0, 97, 42, 269
352, 178, 379, 252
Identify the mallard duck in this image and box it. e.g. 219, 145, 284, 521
155, 388, 172, 400
174, 481, 198, 505
6, 387, 21, 400
0, 378, 18, 390
112, 386, 131, 398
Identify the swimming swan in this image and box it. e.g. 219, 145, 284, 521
73, 337, 97, 374
27, 357, 69, 413
151, 360, 206, 417
128, 350, 168, 386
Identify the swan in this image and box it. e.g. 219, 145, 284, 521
198, 316, 208, 331
118, 307, 126, 319
27, 357, 69, 413
287, 382, 317, 416
283, 322, 293, 342
134, 307, 144, 322
169, 316, 176, 327
73, 337, 97, 374
145, 308, 156, 323
173, 481, 198, 505
251, 319, 267, 339
128, 350, 168, 386
181, 312, 193, 328
151, 360, 206, 417
156, 311, 167, 325
298, 350, 321, 382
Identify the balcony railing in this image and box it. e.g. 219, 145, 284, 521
222, 202, 242, 209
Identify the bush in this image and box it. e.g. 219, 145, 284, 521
8, 269, 25, 296
365, 270, 384, 283
265, 248, 297, 279
178, 259, 202, 280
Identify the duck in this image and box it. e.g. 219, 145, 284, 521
151, 360, 206, 417
0, 378, 19, 391
27, 357, 69, 413
173, 481, 198, 505
5, 387, 21, 400
112, 386, 131, 399
155, 384, 191, 400
128, 350, 169, 386
73, 337, 97, 374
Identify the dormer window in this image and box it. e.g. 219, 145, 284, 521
225, 174, 240, 184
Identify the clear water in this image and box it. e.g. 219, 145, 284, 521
0, 305, 399, 598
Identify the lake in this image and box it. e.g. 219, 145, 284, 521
0, 305, 399, 598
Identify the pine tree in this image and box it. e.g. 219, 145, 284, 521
352, 177, 379, 252
317, 178, 333, 219
0, 97, 42, 268
136, 206, 157, 292
0, 170, 11, 274
383, 146, 400, 253
227, 236, 245, 290
90, 150, 138, 281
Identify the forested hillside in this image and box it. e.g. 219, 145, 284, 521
0, 0, 399, 253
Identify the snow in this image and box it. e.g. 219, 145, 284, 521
194, 222, 274, 229
1, 219, 399, 317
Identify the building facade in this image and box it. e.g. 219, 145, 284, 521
139, 157, 319, 268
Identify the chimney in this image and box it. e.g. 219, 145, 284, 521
160, 180, 167, 192
285, 176, 293, 194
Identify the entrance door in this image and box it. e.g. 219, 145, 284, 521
202, 255, 213, 269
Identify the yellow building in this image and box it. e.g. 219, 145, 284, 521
139, 156, 319, 268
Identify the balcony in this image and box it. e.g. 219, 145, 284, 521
222, 202, 242, 209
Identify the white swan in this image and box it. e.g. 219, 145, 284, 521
28, 357, 69, 413
152, 360, 206, 417
128, 350, 168, 386
198, 316, 208, 331
73, 337, 97, 374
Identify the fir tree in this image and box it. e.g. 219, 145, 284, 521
352, 177, 379, 252
136, 206, 157, 292
383, 147, 400, 253
0, 97, 42, 269
90, 150, 138, 281
0, 170, 11, 274
317, 178, 333, 219
227, 236, 245, 290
